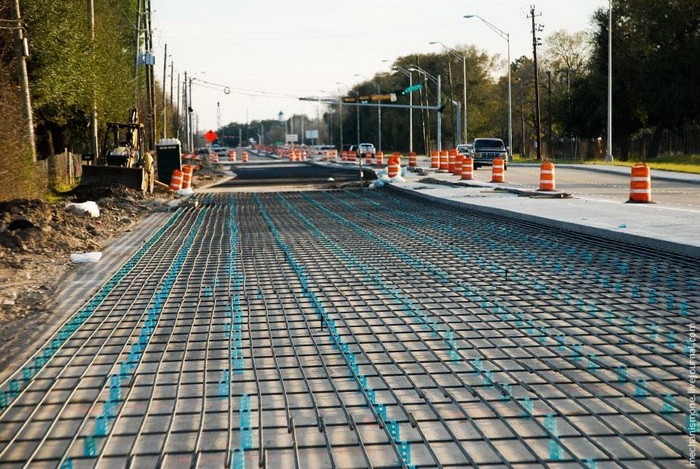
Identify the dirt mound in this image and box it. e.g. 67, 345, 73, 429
0, 169, 225, 378
0, 195, 157, 375
67, 182, 147, 203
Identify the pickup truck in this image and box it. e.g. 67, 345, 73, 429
472, 138, 507, 169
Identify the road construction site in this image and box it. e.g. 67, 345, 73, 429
0, 158, 697, 468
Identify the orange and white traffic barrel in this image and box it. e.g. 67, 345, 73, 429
388, 154, 401, 178
539, 161, 555, 191
455, 154, 463, 175
439, 150, 449, 171
491, 157, 505, 183
461, 156, 474, 180
629, 163, 652, 202
431, 150, 439, 168
242, 151, 249, 163
408, 152, 417, 167
376, 151, 384, 165
448, 149, 457, 174
169, 169, 183, 191
181, 164, 193, 189
365, 152, 373, 165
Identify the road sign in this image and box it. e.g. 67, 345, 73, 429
204, 130, 218, 143
370, 94, 397, 102
401, 84, 423, 95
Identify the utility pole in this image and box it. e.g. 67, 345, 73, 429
87, 0, 98, 162
176, 72, 181, 140
188, 76, 194, 151
529, 5, 543, 160
12, 0, 36, 161
183, 72, 189, 150
133, 0, 142, 107
162, 43, 168, 139
169, 61, 174, 136
144, 0, 156, 149
547, 70, 552, 155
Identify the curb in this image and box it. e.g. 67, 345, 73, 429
387, 182, 700, 260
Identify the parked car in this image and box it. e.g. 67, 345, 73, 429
472, 138, 507, 169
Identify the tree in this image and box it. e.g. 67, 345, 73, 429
542, 30, 590, 81
571, 0, 700, 159
540, 30, 593, 154
21, 0, 141, 158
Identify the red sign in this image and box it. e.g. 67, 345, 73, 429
204, 130, 218, 143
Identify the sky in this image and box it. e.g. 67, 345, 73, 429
151, 0, 610, 132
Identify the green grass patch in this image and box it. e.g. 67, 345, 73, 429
512, 154, 700, 174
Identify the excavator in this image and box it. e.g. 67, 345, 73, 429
80, 109, 154, 192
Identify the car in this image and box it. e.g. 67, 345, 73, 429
310, 145, 336, 156
456, 143, 474, 156
357, 143, 376, 159
210, 144, 230, 158
472, 138, 507, 169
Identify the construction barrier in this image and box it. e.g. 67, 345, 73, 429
376, 151, 384, 165
388, 154, 401, 178
448, 149, 457, 174
408, 152, 417, 167
629, 163, 652, 202
491, 157, 505, 183
365, 152, 373, 165
242, 152, 249, 163
539, 161, 555, 191
431, 151, 439, 168
169, 169, 183, 191
439, 150, 449, 171
181, 164, 193, 189
461, 156, 474, 180
455, 154, 463, 175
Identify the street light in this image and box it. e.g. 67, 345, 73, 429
464, 14, 512, 161
355, 74, 382, 152
430, 41, 467, 145
408, 64, 442, 152
384, 61, 414, 153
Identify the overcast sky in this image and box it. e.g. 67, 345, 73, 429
152, 0, 609, 131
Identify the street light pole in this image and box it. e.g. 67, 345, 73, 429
430, 41, 468, 144
409, 65, 441, 152
606, 0, 614, 162
386, 61, 414, 153
464, 15, 512, 160
355, 74, 382, 151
